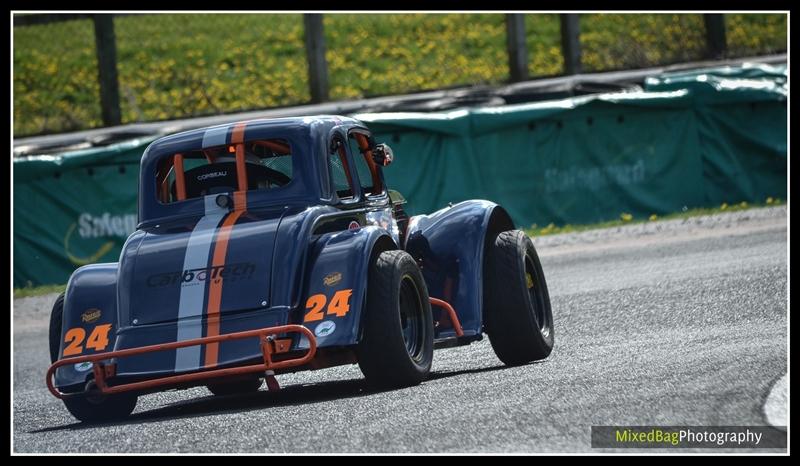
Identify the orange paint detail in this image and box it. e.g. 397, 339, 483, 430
85, 324, 112, 352
327, 289, 352, 317
174, 154, 186, 201
429, 298, 464, 337
203, 209, 246, 368
233, 190, 247, 212
303, 294, 326, 322
231, 123, 248, 192
63, 328, 86, 356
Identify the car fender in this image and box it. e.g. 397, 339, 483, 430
54, 262, 120, 389
405, 200, 514, 337
298, 225, 396, 348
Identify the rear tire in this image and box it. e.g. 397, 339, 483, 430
484, 230, 554, 365
49, 292, 137, 423
357, 250, 434, 388
206, 378, 263, 396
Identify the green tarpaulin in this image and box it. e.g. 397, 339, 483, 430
13, 64, 787, 286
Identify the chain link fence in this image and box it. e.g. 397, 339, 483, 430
13, 13, 787, 138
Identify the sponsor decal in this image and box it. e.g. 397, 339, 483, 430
81, 308, 102, 323
74, 361, 93, 372
348, 221, 361, 231
314, 320, 336, 337
146, 262, 257, 288
77, 212, 137, 239
323, 272, 342, 287
197, 171, 228, 181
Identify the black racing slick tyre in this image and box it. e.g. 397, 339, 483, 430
207, 378, 263, 396
49, 292, 66, 364
484, 230, 554, 365
49, 292, 138, 423
357, 250, 434, 388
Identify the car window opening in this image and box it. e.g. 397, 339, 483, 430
156, 139, 293, 204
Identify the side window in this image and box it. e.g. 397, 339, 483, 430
327, 138, 355, 199
348, 132, 383, 196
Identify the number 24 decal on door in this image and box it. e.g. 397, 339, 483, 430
304, 289, 353, 322
63, 324, 112, 356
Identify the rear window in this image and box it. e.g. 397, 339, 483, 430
156, 139, 292, 204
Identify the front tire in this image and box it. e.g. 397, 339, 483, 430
357, 250, 434, 388
484, 230, 554, 365
49, 292, 137, 423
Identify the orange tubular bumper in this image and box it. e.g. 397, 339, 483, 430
46, 324, 317, 399
429, 298, 464, 337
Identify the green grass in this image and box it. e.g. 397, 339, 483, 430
13, 13, 786, 137
525, 198, 785, 237
14, 283, 66, 299
13, 199, 784, 298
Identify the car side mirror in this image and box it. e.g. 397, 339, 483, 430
373, 143, 394, 167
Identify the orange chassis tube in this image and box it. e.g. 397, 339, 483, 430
47, 298, 464, 399
46, 324, 317, 400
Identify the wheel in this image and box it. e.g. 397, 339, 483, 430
206, 378, 263, 396
484, 230, 554, 365
357, 250, 434, 388
62, 391, 138, 423
49, 292, 137, 423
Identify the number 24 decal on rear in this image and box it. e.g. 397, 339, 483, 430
304, 289, 353, 322
63, 324, 112, 356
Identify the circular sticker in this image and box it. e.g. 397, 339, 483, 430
315, 320, 337, 338
74, 361, 93, 372
348, 221, 361, 231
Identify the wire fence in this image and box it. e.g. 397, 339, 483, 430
13, 13, 787, 137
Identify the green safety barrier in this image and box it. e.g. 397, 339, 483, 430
13, 64, 787, 286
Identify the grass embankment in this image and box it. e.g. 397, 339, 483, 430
13, 13, 786, 136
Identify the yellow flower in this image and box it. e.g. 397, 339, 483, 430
620, 213, 633, 222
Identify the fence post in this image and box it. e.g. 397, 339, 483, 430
704, 14, 727, 59
560, 14, 582, 75
304, 14, 329, 103
506, 14, 528, 82
92, 14, 122, 127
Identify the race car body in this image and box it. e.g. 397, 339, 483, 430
47, 116, 554, 422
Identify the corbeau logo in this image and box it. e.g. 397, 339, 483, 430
146, 262, 257, 287
197, 171, 228, 181
81, 308, 102, 323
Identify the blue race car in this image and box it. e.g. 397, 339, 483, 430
46, 115, 554, 422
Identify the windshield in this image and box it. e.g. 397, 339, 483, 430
155, 138, 293, 204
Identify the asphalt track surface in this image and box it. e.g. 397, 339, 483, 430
13, 207, 788, 453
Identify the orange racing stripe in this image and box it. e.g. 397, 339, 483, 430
204, 209, 246, 367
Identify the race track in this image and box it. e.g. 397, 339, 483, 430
12, 207, 788, 453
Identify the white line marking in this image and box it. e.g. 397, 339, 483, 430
174, 196, 228, 372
